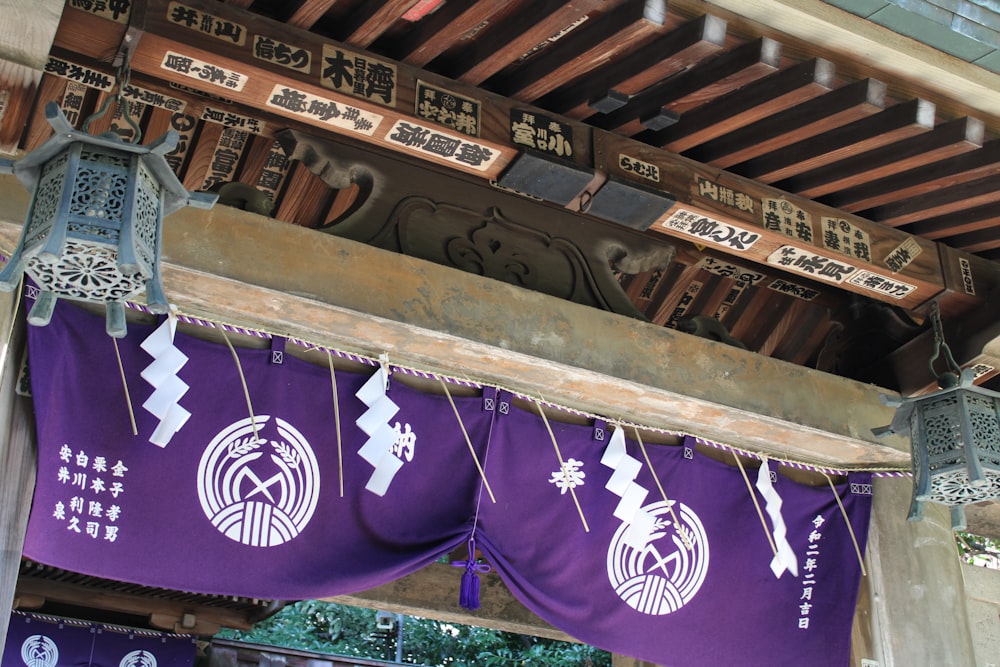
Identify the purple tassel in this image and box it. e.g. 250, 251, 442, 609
453, 537, 491, 610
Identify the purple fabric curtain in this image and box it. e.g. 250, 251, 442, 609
3, 612, 195, 667
477, 407, 871, 666
22, 300, 872, 666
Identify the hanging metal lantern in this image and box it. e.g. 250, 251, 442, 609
874, 302, 1000, 530
0, 100, 216, 337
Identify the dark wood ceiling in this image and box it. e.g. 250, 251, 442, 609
8, 0, 1000, 394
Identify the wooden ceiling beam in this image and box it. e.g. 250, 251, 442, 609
287, 0, 341, 30
683, 77, 887, 167
673, 0, 1000, 119
825, 139, 1000, 213
46, 0, 991, 316
485, 0, 665, 101
651, 57, 836, 153
884, 278, 1000, 396
862, 174, 1000, 228
778, 116, 985, 199
901, 202, 1000, 241
394, 0, 516, 67
587, 37, 781, 134
535, 13, 727, 117
0, 174, 911, 469
594, 131, 953, 311
445, 0, 605, 85
730, 97, 936, 183
947, 228, 1000, 255
342, 0, 421, 48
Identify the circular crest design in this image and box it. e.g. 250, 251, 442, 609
197, 416, 320, 547
606, 500, 710, 615
120, 650, 157, 667
20, 635, 58, 667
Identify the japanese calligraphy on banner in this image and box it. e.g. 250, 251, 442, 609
45, 57, 113, 91
768, 248, 919, 301
767, 245, 857, 284
960, 257, 976, 295
662, 209, 761, 252
768, 278, 821, 302
123, 84, 187, 113
321, 45, 397, 107
59, 82, 89, 127
68, 0, 131, 23
846, 270, 917, 300
619, 154, 660, 183
255, 140, 292, 202
821, 217, 872, 262
697, 178, 754, 214
885, 236, 922, 273
23, 301, 872, 667
695, 257, 767, 286
666, 281, 702, 328
763, 198, 813, 244
163, 113, 197, 175
254, 35, 311, 74
47, 57, 188, 114
167, 1, 246, 45
634, 270, 662, 301
267, 85, 381, 135
510, 110, 574, 159
161, 52, 248, 92
416, 80, 481, 137
202, 106, 265, 133
3, 612, 195, 667
49, 443, 130, 544
386, 120, 499, 171
201, 128, 249, 190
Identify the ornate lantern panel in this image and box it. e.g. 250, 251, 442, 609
0, 102, 216, 336
876, 369, 1000, 530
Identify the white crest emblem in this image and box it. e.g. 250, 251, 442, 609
197, 416, 320, 547
20, 635, 58, 667
606, 500, 710, 615
120, 650, 157, 667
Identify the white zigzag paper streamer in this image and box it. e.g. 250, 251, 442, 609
755, 458, 799, 578
600, 428, 655, 550
140, 316, 191, 447
355, 364, 403, 496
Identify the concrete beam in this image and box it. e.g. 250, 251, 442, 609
0, 174, 910, 469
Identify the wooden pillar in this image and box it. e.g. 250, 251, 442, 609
0, 290, 33, 658
863, 477, 976, 666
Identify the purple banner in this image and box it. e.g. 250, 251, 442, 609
3, 612, 195, 667
23, 300, 872, 666
477, 412, 871, 667
24, 300, 491, 599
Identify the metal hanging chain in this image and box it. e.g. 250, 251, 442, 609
928, 300, 962, 384
81, 55, 142, 143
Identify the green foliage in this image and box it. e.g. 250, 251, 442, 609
956, 531, 1000, 569
217, 600, 610, 667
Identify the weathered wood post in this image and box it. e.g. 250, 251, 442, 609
0, 289, 34, 658
864, 476, 976, 666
